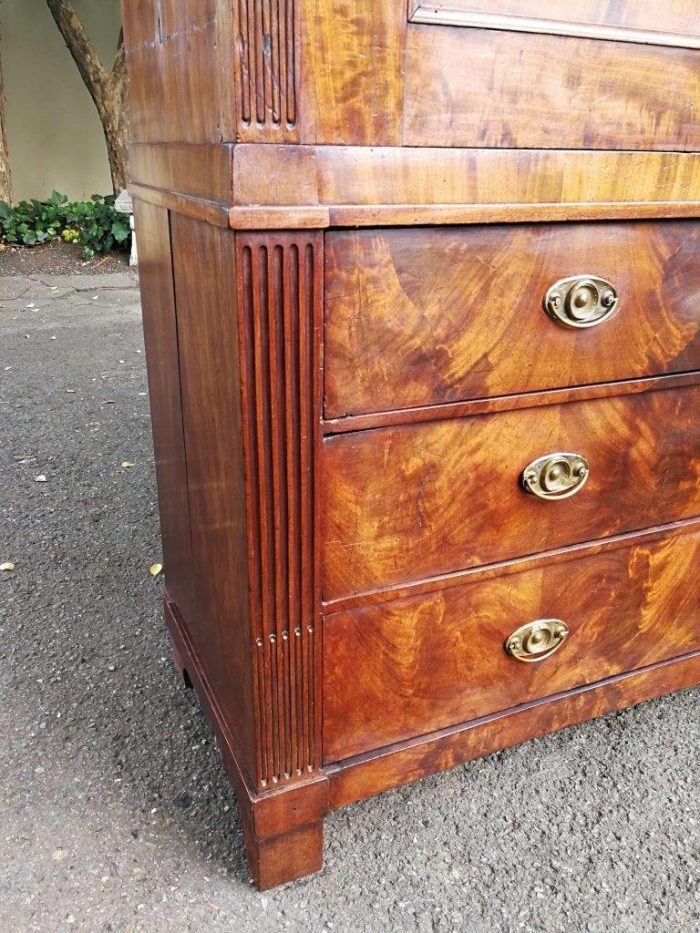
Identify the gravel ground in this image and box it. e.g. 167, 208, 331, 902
0, 271, 699, 933
0, 242, 130, 276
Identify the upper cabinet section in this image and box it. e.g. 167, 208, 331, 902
124, 0, 700, 151
408, 1, 700, 48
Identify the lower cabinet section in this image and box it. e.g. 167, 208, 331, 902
322, 527, 700, 763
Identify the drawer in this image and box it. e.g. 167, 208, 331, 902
403, 7, 700, 151
324, 222, 700, 419
321, 386, 700, 601
323, 527, 700, 762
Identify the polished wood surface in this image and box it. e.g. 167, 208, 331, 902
124, 4, 700, 151
325, 221, 700, 417
323, 529, 700, 761
123, 0, 235, 144
234, 232, 324, 789
323, 373, 700, 437
322, 386, 700, 599
229, 144, 700, 209
164, 597, 329, 890
325, 520, 699, 615
133, 201, 194, 622
124, 0, 700, 890
408, 0, 700, 48
129, 143, 700, 230
404, 27, 700, 151
327, 649, 700, 808
168, 214, 257, 772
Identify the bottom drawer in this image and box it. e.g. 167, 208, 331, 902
323, 528, 700, 763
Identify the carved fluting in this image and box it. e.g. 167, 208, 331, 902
236, 0, 297, 131
237, 234, 321, 788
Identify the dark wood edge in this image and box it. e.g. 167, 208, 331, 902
130, 143, 700, 228
322, 371, 700, 434
322, 518, 700, 612
129, 184, 231, 228
232, 201, 700, 230
408, 4, 700, 51
162, 592, 329, 840
133, 190, 700, 230
326, 649, 700, 808
323, 202, 700, 229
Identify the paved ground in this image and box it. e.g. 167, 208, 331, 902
0, 271, 698, 933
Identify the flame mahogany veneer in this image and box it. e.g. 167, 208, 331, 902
123, 0, 700, 889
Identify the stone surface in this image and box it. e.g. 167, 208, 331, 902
0, 274, 698, 932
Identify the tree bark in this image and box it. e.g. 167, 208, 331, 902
45, 0, 128, 195
0, 46, 12, 204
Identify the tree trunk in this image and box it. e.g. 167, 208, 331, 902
0, 46, 12, 204
45, 1, 128, 195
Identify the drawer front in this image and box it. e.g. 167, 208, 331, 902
323, 528, 700, 762
324, 222, 700, 419
402, 13, 700, 151
321, 387, 700, 600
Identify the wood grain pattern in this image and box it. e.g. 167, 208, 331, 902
298, 0, 406, 145
324, 221, 700, 417
168, 215, 258, 775
124, 2, 700, 151
133, 200, 194, 624
327, 649, 700, 807
129, 183, 232, 229
129, 143, 700, 229
324, 529, 700, 761
129, 143, 234, 203
163, 596, 329, 891
124, 0, 233, 144
403, 25, 700, 151
326, 519, 700, 614
410, 0, 700, 49
322, 386, 700, 600
323, 374, 700, 437
230, 144, 700, 208
236, 233, 323, 788
124, 0, 700, 889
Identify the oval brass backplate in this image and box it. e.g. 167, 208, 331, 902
544, 275, 619, 328
521, 452, 589, 500
505, 619, 569, 663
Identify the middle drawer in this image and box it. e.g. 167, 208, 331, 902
321, 386, 700, 601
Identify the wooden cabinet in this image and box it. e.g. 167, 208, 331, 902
123, 0, 700, 889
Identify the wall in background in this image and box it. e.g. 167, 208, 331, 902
1, 0, 122, 202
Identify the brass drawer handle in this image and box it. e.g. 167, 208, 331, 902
521, 452, 589, 500
505, 619, 569, 663
544, 275, 619, 328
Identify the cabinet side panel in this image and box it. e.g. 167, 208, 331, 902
235, 232, 323, 788
134, 199, 194, 621
169, 214, 256, 778
123, 0, 234, 143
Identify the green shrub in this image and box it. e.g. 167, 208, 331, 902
0, 191, 131, 259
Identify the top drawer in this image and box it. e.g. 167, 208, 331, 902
324, 222, 700, 419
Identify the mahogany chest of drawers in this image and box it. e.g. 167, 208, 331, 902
122, 0, 700, 888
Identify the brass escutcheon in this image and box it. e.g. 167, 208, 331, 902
505, 619, 569, 663
544, 275, 619, 328
521, 452, 589, 501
